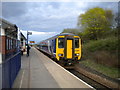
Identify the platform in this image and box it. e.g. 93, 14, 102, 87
12, 47, 93, 88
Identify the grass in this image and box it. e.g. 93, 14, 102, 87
80, 60, 119, 79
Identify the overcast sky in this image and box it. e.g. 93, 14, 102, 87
1, 1, 118, 43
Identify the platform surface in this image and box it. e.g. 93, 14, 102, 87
13, 47, 93, 88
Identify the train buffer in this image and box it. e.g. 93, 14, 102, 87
12, 47, 93, 88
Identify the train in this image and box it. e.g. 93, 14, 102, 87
37, 33, 81, 65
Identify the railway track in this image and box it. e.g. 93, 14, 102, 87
37, 48, 119, 89
67, 67, 111, 89
74, 64, 119, 89
58, 63, 111, 89
61, 65, 113, 89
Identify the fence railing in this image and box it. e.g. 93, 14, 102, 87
2, 52, 21, 88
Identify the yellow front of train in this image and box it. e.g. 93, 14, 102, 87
56, 34, 81, 65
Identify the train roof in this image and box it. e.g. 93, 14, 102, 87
38, 33, 79, 44
57, 33, 78, 36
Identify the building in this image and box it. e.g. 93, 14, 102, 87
20, 32, 27, 50
0, 18, 21, 88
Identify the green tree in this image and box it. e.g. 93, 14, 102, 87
78, 7, 114, 40
61, 28, 80, 35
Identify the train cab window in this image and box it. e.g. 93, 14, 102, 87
58, 38, 64, 48
75, 38, 79, 48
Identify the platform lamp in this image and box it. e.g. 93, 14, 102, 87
27, 31, 32, 45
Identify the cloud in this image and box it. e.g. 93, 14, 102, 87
29, 30, 56, 35
2, 2, 85, 32
1, 2, 118, 43
2, 2, 27, 18
21, 30, 59, 43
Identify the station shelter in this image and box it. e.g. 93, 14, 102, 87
0, 18, 21, 89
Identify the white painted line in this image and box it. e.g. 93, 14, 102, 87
19, 70, 25, 89
50, 59, 95, 89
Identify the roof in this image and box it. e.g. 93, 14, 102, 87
38, 33, 79, 44
57, 33, 78, 36
21, 32, 27, 40
0, 18, 18, 30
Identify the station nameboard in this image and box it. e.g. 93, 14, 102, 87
28, 32, 32, 35
30, 41, 35, 43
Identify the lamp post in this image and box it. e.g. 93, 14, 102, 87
27, 31, 28, 45
27, 31, 32, 45
26, 31, 32, 56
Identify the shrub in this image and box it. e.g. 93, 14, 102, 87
92, 51, 118, 67
83, 36, 118, 52
82, 36, 118, 67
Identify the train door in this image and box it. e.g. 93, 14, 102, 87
66, 39, 73, 59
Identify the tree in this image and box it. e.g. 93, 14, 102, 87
78, 7, 114, 40
61, 28, 80, 35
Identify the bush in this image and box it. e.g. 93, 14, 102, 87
83, 36, 118, 52
82, 36, 119, 67
92, 51, 118, 67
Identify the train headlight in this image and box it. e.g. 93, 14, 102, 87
58, 54, 63, 56
75, 53, 80, 56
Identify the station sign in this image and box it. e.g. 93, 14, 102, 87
28, 32, 32, 35
30, 41, 35, 43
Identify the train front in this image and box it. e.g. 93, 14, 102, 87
56, 34, 81, 65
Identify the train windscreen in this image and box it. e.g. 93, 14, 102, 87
58, 38, 64, 48
75, 38, 79, 48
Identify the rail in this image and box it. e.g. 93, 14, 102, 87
74, 64, 120, 89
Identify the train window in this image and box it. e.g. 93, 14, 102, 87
75, 38, 79, 48
58, 38, 64, 48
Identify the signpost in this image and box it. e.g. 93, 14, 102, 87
30, 41, 35, 46
27, 31, 32, 45
30, 41, 35, 43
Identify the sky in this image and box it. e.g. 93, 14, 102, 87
0, 1, 118, 43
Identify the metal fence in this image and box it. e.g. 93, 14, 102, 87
2, 52, 21, 88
